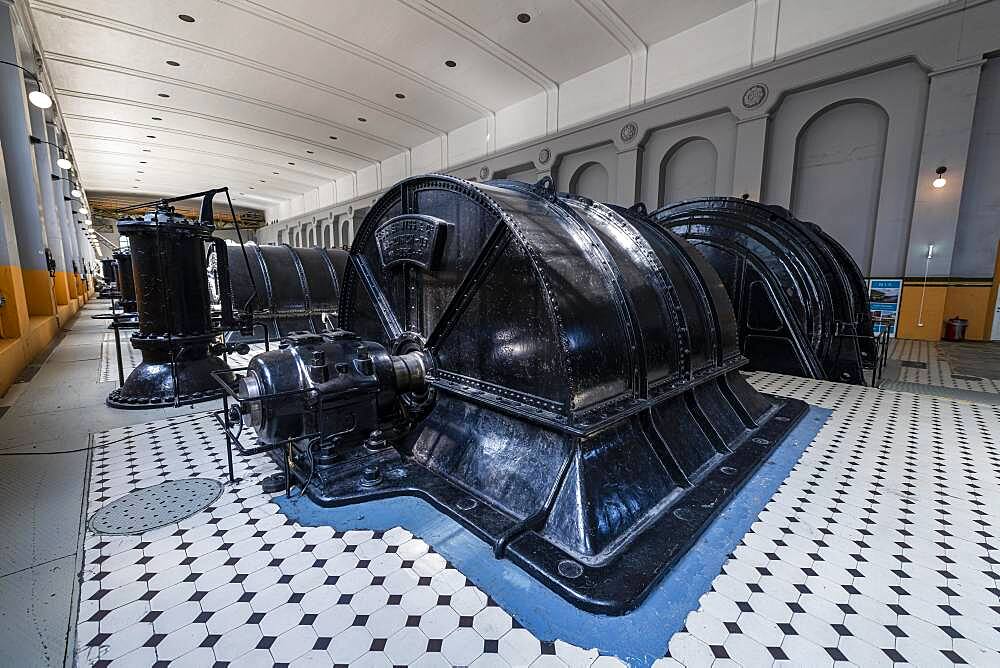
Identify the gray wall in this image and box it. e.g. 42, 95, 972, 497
259, 1, 1000, 282
954, 56, 1000, 278
789, 101, 889, 276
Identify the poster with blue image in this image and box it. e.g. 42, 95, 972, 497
867, 279, 901, 337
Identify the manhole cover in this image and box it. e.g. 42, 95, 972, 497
89, 478, 223, 535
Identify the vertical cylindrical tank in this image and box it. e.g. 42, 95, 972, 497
125, 206, 215, 341
107, 204, 233, 408
113, 249, 137, 313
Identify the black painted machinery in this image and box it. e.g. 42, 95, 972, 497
98, 257, 117, 298
649, 197, 877, 385
209, 241, 348, 343
224, 176, 807, 613
113, 249, 137, 315
108, 195, 234, 408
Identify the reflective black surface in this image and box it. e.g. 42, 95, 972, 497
108, 205, 233, 409
113, 250, 137, 313
211, 242, 348, 342
650, 197, 876, 385
242, 177, 807, 613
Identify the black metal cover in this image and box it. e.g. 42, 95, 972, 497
245, 176, 807, 613
650, 197, 876, 385
209, 242, 347, 342
113, 250, 137, 313
108, 206, 233, 409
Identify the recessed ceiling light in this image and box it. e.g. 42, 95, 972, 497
137, 170, 144, 174
272, 171, 279, 175
146, 135, 156, 139
306, 150, 314, 154
259, 180, 266, 183
178, 14, 195, 23
395, 92, 406, 99
142, 149, 151, 152
139, 160, 147, 164
166, 60, 180, 67
249, 186, 255, 189
357, 117, 367, 122
445, 60, 457, 68
288, 162, 295, 165
158, 93, 170, 98
329, 135, 337, 140
151, 116, 162, 120
132, 186, 139, 188
517, 13, 531, 23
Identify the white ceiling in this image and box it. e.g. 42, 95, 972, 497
25, 0, 752, 208
26, 0, 940, 212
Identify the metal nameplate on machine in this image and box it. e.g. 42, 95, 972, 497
375, 214, 450, 270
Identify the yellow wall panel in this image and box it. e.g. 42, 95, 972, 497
897, 284, 948, 341
943, 286, 993, 340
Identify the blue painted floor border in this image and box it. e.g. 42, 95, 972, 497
277, 406, 831, 667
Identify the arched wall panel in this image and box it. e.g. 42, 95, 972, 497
791, 101, 889, 276
765, 62, 927, 277
556, 143, 617, 201
641, 113, 737, 208
659, 138, 719, 206
955, 56, 1000, 279
569, 161, 611, 201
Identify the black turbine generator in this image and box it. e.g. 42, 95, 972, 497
223, 176, 808, 614
650, 197, 877, 385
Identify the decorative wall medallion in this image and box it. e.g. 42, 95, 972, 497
742, 83, 768, 109
620, 121, 639, 143
538, 147, 551, 164
479, 166, 490, 180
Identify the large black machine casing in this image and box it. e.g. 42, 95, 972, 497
236, 176, 808, 613
650, 197, 877, 385
98, 257, 117, 298
209, 242, 348, 343
107, 205, 234, 408
113, 249, 137, 314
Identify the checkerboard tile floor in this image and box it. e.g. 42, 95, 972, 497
76, 372, 1000, 666
889, 339, 1000, 394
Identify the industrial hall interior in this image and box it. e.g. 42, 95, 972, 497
3, 1, 1000, 667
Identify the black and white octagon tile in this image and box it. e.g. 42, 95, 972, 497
75, 372, 1000, 666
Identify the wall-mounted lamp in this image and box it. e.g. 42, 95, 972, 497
932, 166, 947, 189
71, 188, 82, 198
29, 136, 72, 170
79, 207, 88, 214
1, 59, 53, 109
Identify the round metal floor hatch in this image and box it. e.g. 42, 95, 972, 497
89, 478, 223, 535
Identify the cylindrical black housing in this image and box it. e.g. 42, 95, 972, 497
100, 257, 116, 283
126, 210, 215, 346
210, 242, 348, 342
113, 250, 137, 313
107, 205, 233, 409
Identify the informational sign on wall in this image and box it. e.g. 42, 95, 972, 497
867, 279, 902, 337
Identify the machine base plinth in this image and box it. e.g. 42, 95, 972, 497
107, 352, 234, 409
260, 473, 287, 494
269, 393, 808, 615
